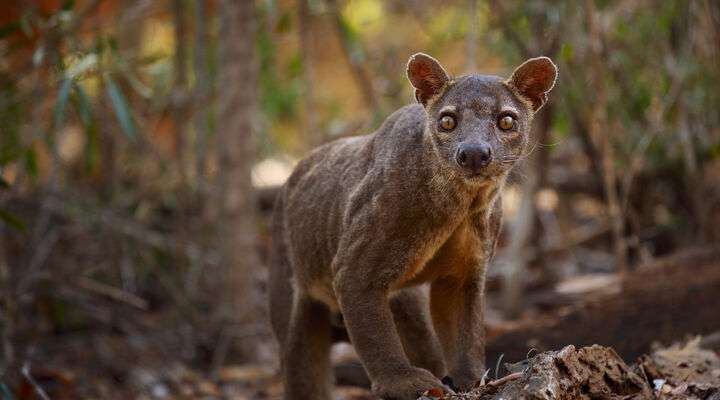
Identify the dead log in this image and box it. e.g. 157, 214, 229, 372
486, 247, 720, 365
438, 340, 720, 400
445, 345, 652, 400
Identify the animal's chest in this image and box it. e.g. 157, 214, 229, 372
395, 216, 488, 288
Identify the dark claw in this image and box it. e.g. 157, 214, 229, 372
441, 376, 458, 392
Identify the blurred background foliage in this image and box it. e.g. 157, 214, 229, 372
0, 0, 718, 398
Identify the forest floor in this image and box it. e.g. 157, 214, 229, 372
9, 247, 720, 400
437, 340, 720, 400
14, 334, 720, 399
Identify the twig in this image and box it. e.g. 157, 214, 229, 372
494, 353, 504, 380
487, 372, 523, 387
75, 276, 149, 310
21, 362, 51, 400
209, 322, 268, 378
41, 196, 219, 267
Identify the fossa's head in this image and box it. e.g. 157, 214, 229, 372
407, 53, 557, 183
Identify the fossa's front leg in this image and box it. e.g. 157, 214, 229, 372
390, 287, 447, 378
430, 271, 486, 390
333, 220, 453, 400
429, 208, 500, 390
334, 273, 447, 400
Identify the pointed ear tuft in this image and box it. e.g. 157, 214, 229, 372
406, 53, 451, 107
507, 57, 558, 111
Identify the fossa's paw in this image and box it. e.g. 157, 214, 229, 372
371, 366, 453, 400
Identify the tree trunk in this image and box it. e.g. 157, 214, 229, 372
216, 0, 260, 362
193, 0, 209, 193
327, 0, 381, 116
488, 247, 720, 364
173, 0, 189, 185
298, 0, 321, 148
585, 0, 627, 272
500, 97, 555, 318
465, 0, 478, 73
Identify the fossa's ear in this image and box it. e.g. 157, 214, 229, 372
406, 53, 451, 107
507, 57, 558, 111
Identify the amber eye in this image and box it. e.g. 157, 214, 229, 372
498, 115, 515, 131
438, 115, 456, 131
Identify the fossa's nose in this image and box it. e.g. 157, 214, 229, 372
456, 142, 492, 173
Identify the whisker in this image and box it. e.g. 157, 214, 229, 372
500, 136, 548, 165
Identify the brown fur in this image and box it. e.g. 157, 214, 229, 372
269, 53, 557, 400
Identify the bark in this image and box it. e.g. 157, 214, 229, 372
487, 247, 720, 365
674, 4, 706, 242
216, 0, 261, 362
453, 345, 653, 400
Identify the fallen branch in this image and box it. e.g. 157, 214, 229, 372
75, 276, 149, 310
487, 247, 720, 363
439, 340, 720, 399
21, 362, 51, 400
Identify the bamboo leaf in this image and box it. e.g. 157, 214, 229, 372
0, 147, 22, 166
0, 382, 16, 400
53, 78, 73, 129
122, 70, 152, 98
66, 53, 98, 78
74, 83, 93, 125
24, 148, 38, 179
0, 21, 19, 39
105, 76, 137, 141
0, 209, 26, 232
73, 83, 99, 171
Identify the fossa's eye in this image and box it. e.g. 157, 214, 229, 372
498, 115, 516, 131
438, 115, 456, 131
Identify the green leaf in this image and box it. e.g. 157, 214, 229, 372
105, 76, 137, 141
73, 84, 99, 171
66, 53, 98, 78
0, 147, 22, 166
560, 43, 574, 63
122, 70, 152, 98
24, 145, 38, 179
24, 148, 38, 179
62, 0, 76, 10
74, 83, 93, 125
23, 145, 38, 179
0, 21, 19, 39
19, 13, 32, 37
53, 78, 73, 129
0, 382, 16, 400
0, 209, 26, 232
